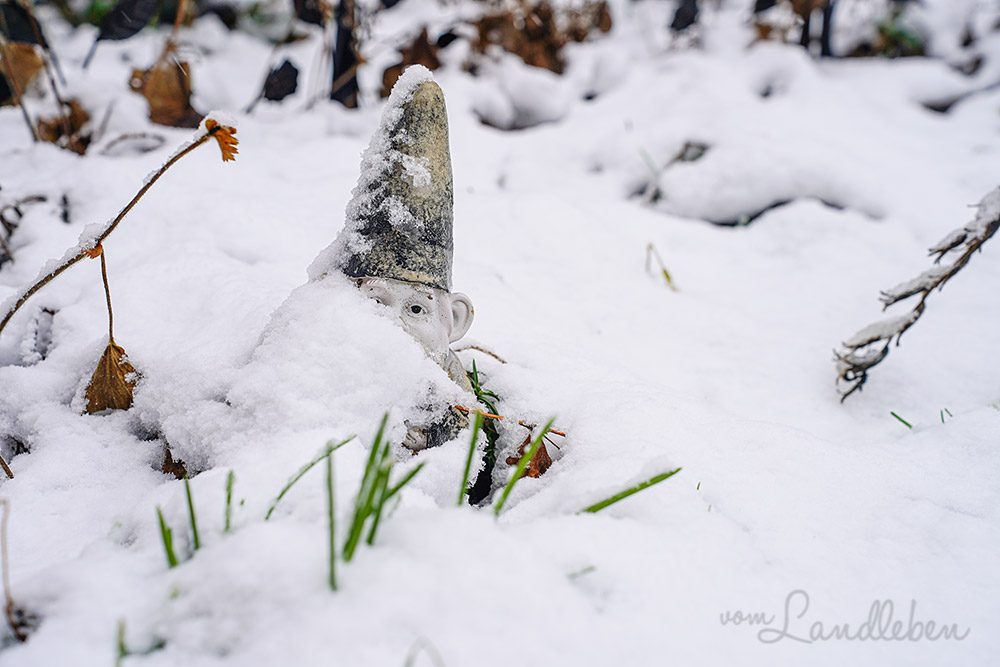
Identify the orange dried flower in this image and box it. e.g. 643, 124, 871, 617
205, 118, 239, 162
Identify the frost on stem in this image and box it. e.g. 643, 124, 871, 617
836, 186, 1000, 401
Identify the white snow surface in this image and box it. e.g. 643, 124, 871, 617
1, 2, 1000, 666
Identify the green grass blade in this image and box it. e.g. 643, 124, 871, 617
224, 470, 235, 534
115, 619, 127, 667
493, 417, 555, 517
325, 450, 337, 591
364, 463, 392, 546
264, 436, 355, 521
580, 468, 682, 514
156, 507, 178, 568
890, 411, 913, 429
343, 414, 390, 561
385, 462, 425, 503
183, 477, 200, 551
458, 412, 483, 506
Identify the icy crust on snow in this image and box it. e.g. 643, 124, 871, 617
134, 274, 467, 468
308, 66, 436, 282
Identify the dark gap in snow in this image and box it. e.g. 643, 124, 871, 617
706, 198, 848, 227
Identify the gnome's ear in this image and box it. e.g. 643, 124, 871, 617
448, 293, 474, 343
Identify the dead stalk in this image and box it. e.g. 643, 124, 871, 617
453, 405, 567, 437
0, 37, 38, 142
0, 498, 26, 641
98, 248, 114, 341
0, 124, 225, 339
453, 344, 507, 364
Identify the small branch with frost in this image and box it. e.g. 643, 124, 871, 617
0, 116, 238, 340
835, 187, 1000, 401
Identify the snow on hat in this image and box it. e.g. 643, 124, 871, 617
328, 65, 455, 291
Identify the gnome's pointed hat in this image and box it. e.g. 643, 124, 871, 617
333, 66, 455, 291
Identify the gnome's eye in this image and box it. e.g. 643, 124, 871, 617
410, 304, 424, 315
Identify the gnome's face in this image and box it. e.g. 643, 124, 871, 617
357, 277, 473, 365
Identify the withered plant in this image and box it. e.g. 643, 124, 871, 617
836, 187, 1000, 400
0, 119, 239, 409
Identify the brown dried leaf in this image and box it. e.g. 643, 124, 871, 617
381, 27, 441, 97
161, 446, 188, 479
36, 98, 92, 155
85, 340, 136, 413
205, 118, 239, 162
84, 243, 103, 259
0, 43, 43, 105
129, 56, 202, 129
505, 433, 553, 478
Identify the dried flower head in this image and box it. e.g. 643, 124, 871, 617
205, 118, 239, 162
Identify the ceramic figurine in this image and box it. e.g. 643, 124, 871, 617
315, 66, 474, 449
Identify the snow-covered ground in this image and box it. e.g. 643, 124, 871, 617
1, 1, 999, 665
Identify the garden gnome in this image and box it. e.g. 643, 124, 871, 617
319, 66, 474, 449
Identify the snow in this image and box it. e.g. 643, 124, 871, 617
842, 310, 920, 349
2, 1, 1000, 666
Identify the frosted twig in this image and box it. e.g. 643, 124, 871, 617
836, 187, 1000, 401
0, 120, 236, 340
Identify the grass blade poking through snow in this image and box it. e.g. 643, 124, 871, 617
264, 436, 355, 520
580, 468, 683, 514
458, 411, 483, 506
183, 477, 200, 551
155, 507, 179, 568
384, 462, 425, 503
493, 417, 555, 517
224, 470, 235, 533
344, 413, 428, 556
325, 449, 337, 591
343, 414, 389, 561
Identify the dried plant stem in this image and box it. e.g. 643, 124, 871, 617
836, 191, 999, 401
0, 456, 12, 480
453, 344, 507, 364
171, 0, 190, 41
645, 242, 678, 291
0, 38, 38, 143
20, 1, 65, 85
98, 247, 114, 342
0, 498, 25, 641
453, 405, 567, 438
0, 124, 224, 340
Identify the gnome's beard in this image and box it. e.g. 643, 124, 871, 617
355, 277, 474, 380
